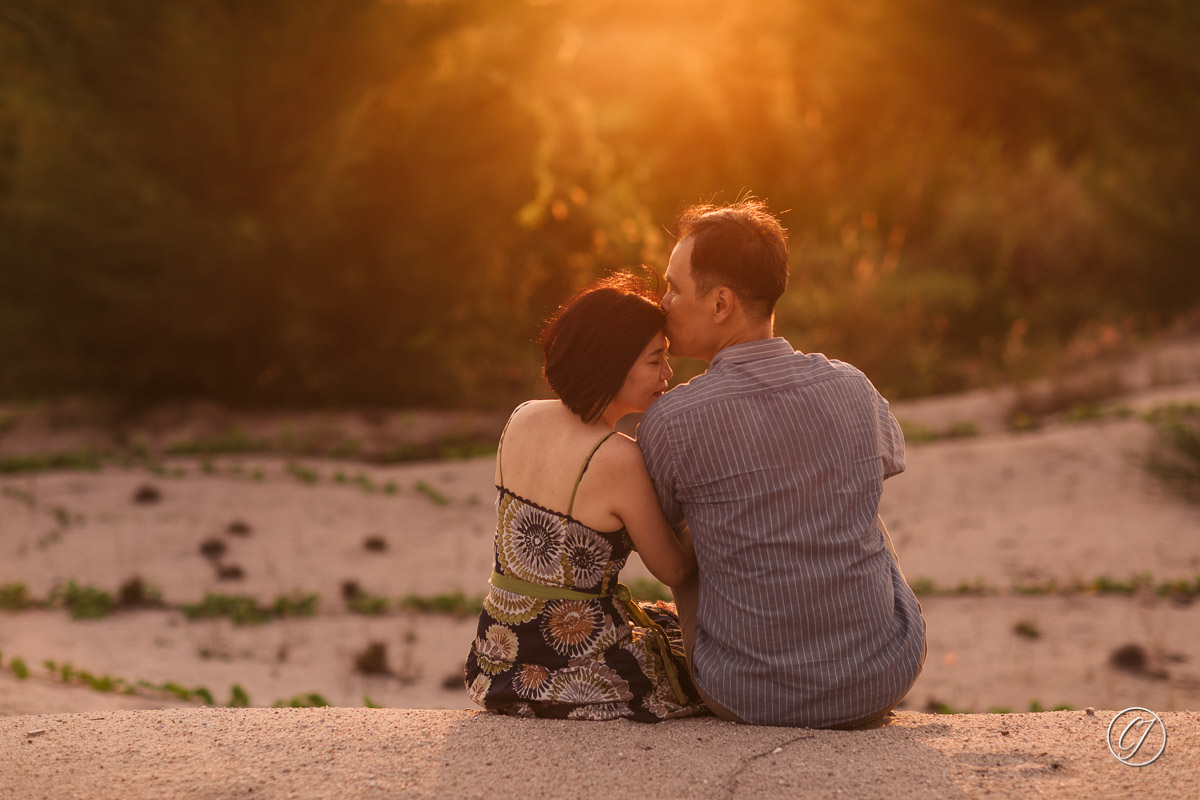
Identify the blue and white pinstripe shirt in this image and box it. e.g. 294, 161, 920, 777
638, 337, 926, 727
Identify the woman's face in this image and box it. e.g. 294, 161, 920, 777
609, 331, 672, 418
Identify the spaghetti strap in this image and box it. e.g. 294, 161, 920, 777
566, 431, 616, 517
496, 401, 535, 486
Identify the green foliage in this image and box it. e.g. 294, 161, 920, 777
286, 462, 319, 486
909, 578, 937, 598
1155, 577, 1200, 601
136, 680, 197, 701
273, 692, 330, 709
51, 581, 114, 619
363, 695, 383, 709
436, 437, 498, 461
179, 593, 273, 625
0, 486, 36, 508
1, 2, 1197, 406
625, 578, 672, 603
165, 426, 269, 456
1088, 574, 1151, 596
0, 450, 104, 474
1007, 411, 1042, 433
1143, 404, 1200, 503
228, 684, 251, 708
272, 592, 319, 618
414, 481, 449, 507
346, 593, 391, 616
935, 699, 1072, 715
13, 650, 247, 706
397, 591, 481, 618
899, 419, 978, 445
911, 573, 1200, 600
117, 576, 164, 608
179, 591, 317, 623
0, 582, 31, 610
77, 670, 118, 693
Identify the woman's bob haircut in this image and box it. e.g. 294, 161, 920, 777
541, 272, 666, 423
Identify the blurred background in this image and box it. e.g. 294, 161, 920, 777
2, 0, 1197, 410
3, 0, 1200, 719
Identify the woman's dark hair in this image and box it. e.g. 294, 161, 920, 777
676, 198, 789, 320
541, 272, 666, 423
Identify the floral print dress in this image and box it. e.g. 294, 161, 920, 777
465, 430, 707, 723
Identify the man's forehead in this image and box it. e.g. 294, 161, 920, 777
667, 237, 693, 276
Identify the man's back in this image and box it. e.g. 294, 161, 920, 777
639, 337, 926, 727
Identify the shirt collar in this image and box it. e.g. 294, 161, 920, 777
709, 337, 795, 369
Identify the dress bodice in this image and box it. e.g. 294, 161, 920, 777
492, 486, 633, 595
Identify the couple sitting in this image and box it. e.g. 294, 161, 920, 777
465, 200, 927, 728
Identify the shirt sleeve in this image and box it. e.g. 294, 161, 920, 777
636, 405, 686, 529
876, 392, 906, 479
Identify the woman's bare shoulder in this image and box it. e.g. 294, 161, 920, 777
591, 431, 648, 474
505, 399, 558, 429
512, 398, 558, 416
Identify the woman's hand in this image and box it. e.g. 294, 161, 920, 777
676, 521, 696, 564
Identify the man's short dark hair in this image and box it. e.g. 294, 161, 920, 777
676, 199, 789, 319
541, 272, 666, 423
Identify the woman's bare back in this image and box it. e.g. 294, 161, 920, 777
495, 400, 626, 532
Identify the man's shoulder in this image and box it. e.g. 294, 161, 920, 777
642, 371, 719, 424
644, 351, 877, 430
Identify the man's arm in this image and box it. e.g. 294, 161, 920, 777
636, 407, 685, 528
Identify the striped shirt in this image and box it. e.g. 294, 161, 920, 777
638, 337, 926, 727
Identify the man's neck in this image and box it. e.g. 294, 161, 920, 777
703, 318, 775, 363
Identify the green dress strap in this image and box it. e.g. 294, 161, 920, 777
566, 431, 616, 518
496, 400, 536, 486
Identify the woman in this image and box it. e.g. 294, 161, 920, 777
464, 273, 707, 722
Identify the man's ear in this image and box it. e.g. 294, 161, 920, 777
711, 286, 737, 324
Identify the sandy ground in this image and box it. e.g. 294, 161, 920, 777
4, 384, 1200, 716
2, 708, 1196, 799
1, 333, 1199, 795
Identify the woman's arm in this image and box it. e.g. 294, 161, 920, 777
592, 435, 696, 588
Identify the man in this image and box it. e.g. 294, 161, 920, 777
638, 199, 926, 728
